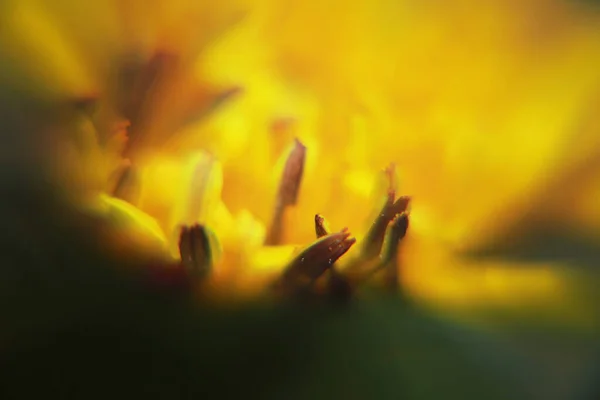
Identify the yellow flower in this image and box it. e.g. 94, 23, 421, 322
190, 0, 600, 320
3, 0, 600, 325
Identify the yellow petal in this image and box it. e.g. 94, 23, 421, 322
92, 194, 170, 260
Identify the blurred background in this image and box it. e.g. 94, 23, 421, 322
1, 0, 600, 398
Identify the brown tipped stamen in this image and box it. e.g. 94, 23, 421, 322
385, 163, 397, 195
392, 195, 411, 214
361, 163, 411, 259
350, 211, 410, 291
381, 212, 409, 263
315, 214, 330, 238
362, 191, 398, 259
382, 212, 409, 292
313, 214, 353, 301
179, 224, 212, 280
275, 230, 356, 295
277, 137, 306, 207
265, 138, 307, 245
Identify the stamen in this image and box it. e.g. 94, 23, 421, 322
275, 230, 356, 295
359, 162, 410, 259
179, 224, 212, 280
315, 214, 330, 238
277, 138, 306, 207
381, 212, 409, 292
382, 212, 410, 261
312, 213, 354, 300
385, 162, 396, 195
265, 138, 307, 245
362, 192, 411, 260
337, 162, 411, 294
348, 211, 410, 292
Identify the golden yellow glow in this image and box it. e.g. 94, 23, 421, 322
4, 0, 600, 322
0, 0, 95, 95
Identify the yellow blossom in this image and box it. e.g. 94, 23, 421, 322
2, 0, 600, 326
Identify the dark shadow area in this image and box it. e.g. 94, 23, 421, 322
0, 183, 534, 399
